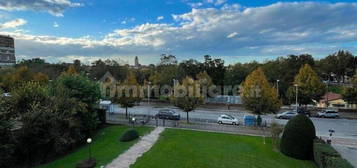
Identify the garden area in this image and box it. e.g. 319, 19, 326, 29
37, 125, 153, 168
131, 129, 317, 168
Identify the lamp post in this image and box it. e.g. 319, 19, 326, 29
147, 82, 151, 116
276, 79, 280, 96
87, 138, 92, 159
132, 117, 136, 128
294, 84, 298, 113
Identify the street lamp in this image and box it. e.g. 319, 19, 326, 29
87, 138, 92, 159
294, 84, 298, 113
147, 82, 151, 117
132, 117, 136, 127
276, 79, 280, 96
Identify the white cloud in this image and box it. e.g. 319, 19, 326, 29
227, 32, 238, 38
0, 0, 81, 17
53, 22, 59, 28
0, 18, 26, 29
157, 16, 164, 21
3, 2, 357, 64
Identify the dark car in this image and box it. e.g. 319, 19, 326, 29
155, 109, 180, 120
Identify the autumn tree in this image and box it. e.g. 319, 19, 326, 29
241, 67, 281, 114
288, 64, 326, 106
171, 76, 204, 123
343, 69, 357, 105
113, 72, 142, 118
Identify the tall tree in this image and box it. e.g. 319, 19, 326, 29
171, 77, 204, 123
241, 68, 281, 114
203, 55, 225, 86
288, 64, 326, 105
113, 72, 142, 118
318, 50, 356, 82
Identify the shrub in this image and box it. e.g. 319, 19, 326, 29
120, 129, 139, 142
313, 139, 353, 168
280, 114, 316, 160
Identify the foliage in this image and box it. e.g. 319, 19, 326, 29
241, 67, 281, 114
202, 55, 225, 86
120, 129, 140, 142
280, 114, 316, 160
1, 66, 49, 91
113, 72, 142, 118
343, 69, 357, 104
288, 64, 326, 105
171, 77, 204, 123
131, 129, 317, 168
313, 139, 353, 168
0, 96, 16, 167
159, 54, 178, 65
318, 50, 355, 82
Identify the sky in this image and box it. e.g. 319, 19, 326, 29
1, 0, 357, 65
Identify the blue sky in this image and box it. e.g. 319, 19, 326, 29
1, 0, 357, 65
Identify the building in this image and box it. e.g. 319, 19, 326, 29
98, 71, 117, 98
317, 92, 356, 109
0, 35, 15, 68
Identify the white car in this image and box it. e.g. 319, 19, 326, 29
276, 111, 298, 119
217, 114, 239, 125
317, 110, 339, 118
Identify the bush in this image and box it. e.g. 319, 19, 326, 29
314, 139, 353, 168
120, 129, 139, 142
280, 114, 316, 160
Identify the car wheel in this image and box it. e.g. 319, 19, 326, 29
232, 122, 236, 125
218, 121, 222, 124
278, 116, 283, 119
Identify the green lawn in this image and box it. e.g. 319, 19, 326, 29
131, 129, 317, 168
37, 125, 153, 168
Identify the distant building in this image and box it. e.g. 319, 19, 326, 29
317, 92, 356, 109
98, 71, 117, 98
135, 56, 140, 67
0, 35, 15, 68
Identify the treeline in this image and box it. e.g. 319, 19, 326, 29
1, 50, 356, 102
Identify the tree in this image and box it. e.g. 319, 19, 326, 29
171, 77, 204, 123
113, 72, 142, 118
318, 50, 355, 82
288, 64, 326, 105
342, 69, 357, 105
241, 68, 281, 114
203, 55, 225, 86
0, 95, 16, 167
196, 71, 213, 98
52, 69, 101, 135
159, 54, 178, 65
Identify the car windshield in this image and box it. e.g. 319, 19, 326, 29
226, 115, 235, 119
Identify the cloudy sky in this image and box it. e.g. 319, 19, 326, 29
1, 0, 357, 65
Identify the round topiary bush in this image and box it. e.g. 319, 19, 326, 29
120, 129, 139, 142
280, 114, 316, 160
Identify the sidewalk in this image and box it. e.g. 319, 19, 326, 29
105, 127, 165, 168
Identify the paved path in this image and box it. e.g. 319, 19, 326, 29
106, 127, 165, 168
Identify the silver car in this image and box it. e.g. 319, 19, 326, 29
317, 110, 339, 118
217, 114, 239, 125
276, 111, 298, 119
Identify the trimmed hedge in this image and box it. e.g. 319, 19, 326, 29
280, 114, 316, 160
120, 129, 139, 142
313, 139, 353, 168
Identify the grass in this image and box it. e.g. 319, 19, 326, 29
131, 129, 317, 168
37, 125, 153, 168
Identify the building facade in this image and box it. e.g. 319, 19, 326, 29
0, 35, 15, 67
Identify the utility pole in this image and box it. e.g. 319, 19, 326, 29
294, 84, 298, 113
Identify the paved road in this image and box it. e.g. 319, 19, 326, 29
112, 103, 357, 139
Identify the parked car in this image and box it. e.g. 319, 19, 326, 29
317, 110, 339, 118
155, 109, 180, 120
217, 114, 239, 125
276, 111, 298, 119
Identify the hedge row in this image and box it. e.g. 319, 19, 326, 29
313, 139, 353, 168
